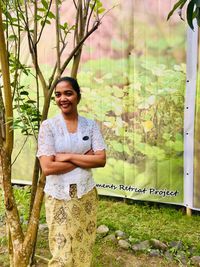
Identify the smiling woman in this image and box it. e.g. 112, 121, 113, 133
37, 77, 106, 267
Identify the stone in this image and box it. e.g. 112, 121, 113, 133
169, 240, 183, 250
189, 246, 196, 255
176, 251, 187, 265
96, 225, 109, 236
104, 234, 116, 242
150, 239, 168, 251
164, 250, 173, 261
191, 256, 200, 266
132, 240, 151, 252
115, 230, 126, 239
118, 239, 131, 250
149, 249, 160, 257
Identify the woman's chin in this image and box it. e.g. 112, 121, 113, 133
60, 106, 71, 113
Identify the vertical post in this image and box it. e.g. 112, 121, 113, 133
186, 207, 192, 216
184, 20, 198, 215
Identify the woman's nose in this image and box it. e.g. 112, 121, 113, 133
61, 94, 68, 101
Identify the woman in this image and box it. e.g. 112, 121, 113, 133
37, 77, 106, 267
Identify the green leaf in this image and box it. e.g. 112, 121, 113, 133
41, 0, 48, 9
48, 11, 56, 19
37, 7, 46, 12
187, 0, 196, 30
20, 91, 29, 96
59, 24, 66, 30
8, 34, 17, 41
26, 100, 36, 104
167, 0, 187, 20
98, 7, 106, 14
36, 15, 43, 20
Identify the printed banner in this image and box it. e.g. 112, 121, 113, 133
13, 0, 187, 205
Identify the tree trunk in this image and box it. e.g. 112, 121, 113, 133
29, 158, 40, 215
71, 50, 82, 78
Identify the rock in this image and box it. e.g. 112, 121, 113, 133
164, 250, 173, 261
169, 240, 183, 250
104, 234, 116, 242
176, 251, 187, 265
150, 239, 168, 251
149, 249, 160, 257
189, 246, 196, 255
115, 230, 126, 239
39, 223, 48, 231
96, 225, 109, 236
191, 256, 200, 266
132, 240, 151, 252
118, 239, 131, 250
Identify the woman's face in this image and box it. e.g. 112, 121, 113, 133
55, 81, 79, 115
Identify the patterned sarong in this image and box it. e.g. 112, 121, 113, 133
45, 185, 98, 267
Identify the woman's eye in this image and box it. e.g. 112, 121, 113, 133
65, 92, 73, 96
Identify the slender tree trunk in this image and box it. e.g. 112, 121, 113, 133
71, 50, 82, 78
29, 158, 40, 214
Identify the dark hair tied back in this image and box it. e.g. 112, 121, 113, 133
55, 77, 81, 101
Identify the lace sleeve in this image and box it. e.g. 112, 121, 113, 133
91, 121, 107, 152
36, 120, 56, 157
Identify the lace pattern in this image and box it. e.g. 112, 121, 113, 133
37, 114, 106, 200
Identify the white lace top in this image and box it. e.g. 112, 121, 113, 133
36, 113, 106, 200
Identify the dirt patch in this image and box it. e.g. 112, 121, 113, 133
93, 241, 178, 267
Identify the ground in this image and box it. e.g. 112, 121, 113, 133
1, 194, 200, 267
0, 224, 180, 267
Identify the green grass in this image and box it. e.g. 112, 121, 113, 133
97, 198, 200, 252
0, 188, 200, 266
1, 188, 200, 249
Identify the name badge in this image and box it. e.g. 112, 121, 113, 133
83, 136, 89, 141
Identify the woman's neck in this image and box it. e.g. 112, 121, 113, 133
61, 111, 78, 122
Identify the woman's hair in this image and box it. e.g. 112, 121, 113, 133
54, 76, 81, 101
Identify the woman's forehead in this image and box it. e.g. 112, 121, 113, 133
55, 81, 73, 91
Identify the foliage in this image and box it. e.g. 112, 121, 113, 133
76, 56, 185, 203
168, 0, 200, 29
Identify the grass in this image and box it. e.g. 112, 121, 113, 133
97, 197, 200, 252
0, 188, 200, 266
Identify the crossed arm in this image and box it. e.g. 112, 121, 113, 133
39, 149, 106, 176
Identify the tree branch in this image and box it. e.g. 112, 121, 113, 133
56, 0, 61, 73
36, 0, 53, 45
0, 5, 13, 155
49, 19, 100, 94
86, 0, 96, 34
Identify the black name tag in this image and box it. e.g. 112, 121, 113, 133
83, 136, 89, 141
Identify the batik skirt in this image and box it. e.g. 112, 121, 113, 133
45, 185, 98, 267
